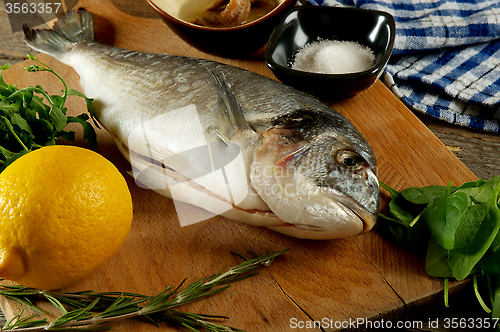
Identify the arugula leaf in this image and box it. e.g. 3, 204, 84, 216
48, 104, 68, 133
67, 114, 97, 149
6, 109, 32, 133
68, 89, 99, 129
30, 95, 50, 120
0, 115, 29, 151
0, 146, 29, 170
0, 55, 97, 172
0, 63, 12, 90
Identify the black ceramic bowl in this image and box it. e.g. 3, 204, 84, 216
147, 0, 297, 58
265, 6, 395, 97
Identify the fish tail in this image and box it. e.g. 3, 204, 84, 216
23, 9, 95, 58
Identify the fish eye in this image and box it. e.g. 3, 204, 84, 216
336, 150, 367, 172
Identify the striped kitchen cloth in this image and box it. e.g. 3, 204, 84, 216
307, 0, 500, 133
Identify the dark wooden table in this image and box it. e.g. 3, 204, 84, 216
0, 1, 499, 331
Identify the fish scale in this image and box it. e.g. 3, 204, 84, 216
23, 9, 380, 240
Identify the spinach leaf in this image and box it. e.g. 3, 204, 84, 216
426, 238, 453, 278
480, 231, 500, 275
423, 183, 468, 250
453, 179, 488, 200
379, 181, 426, 226
448, 183, 500, 280
378, 181, 429, 250
473, 176, 500, 204
379, 176, 500, 324
401, 185, 449, 205
379, 213, 429, 251
493, 276, 500, 328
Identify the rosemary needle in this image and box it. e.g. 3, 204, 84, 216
0, 249, 287, 332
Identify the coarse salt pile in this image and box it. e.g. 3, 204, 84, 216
291, 40, 375, 75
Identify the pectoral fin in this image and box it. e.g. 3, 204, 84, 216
209, 70, 253, 142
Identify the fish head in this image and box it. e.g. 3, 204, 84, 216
250, 110, 380, 240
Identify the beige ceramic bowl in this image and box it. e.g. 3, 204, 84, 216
147, 0, 297, 57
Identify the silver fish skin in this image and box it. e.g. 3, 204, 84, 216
23, 10, 380, 240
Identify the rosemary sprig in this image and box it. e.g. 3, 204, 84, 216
0, 249, 287, 331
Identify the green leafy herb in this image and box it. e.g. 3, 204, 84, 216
378, 181, 429, 251
0, 54, 97, 172
379, 176, 500, 327
401, 185, 450, 205
0, 249, 287, 331
493, 276, 500, 323
422, 181, 468, 250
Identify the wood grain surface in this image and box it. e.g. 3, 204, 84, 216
0, 0, 498, 331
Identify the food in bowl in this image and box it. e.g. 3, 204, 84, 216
147, 0, 297, 57
264, 6, 395, 97
181, 0, 281, 28
291, 39, 376, 75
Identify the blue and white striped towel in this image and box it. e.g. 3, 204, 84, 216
308, 0, 500, 133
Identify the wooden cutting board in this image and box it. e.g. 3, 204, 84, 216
0, 0, 478, 330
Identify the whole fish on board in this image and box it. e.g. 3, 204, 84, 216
23, 9, 380, 240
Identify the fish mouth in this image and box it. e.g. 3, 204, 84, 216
229, 198, 378, 237
266, 201, 377, 240
338, 201, 377, 233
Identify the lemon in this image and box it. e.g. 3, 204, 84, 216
0, 145, 133, 290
